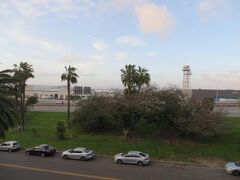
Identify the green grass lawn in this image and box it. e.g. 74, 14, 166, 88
3, 112, 240, 164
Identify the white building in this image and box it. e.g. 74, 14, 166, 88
25, 85, 92, 100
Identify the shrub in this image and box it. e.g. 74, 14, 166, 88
73, 96, 114, 133
56, 121, 65, 140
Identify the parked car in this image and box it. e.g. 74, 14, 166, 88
0, 141, 21, 152
225, 162, 240, 176
62, 147, 94, 161
114, 151, 150, 166
56, 101, 64, 105
25, 144, 56, 157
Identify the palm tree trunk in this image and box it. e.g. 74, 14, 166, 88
19, 86, 24, 131
137, 85, 141, 95
22, 85, 26, 131
67, 80, 71, 128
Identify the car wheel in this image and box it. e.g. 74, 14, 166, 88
117, 159, 122, 164
8, 149, 12, 152
80, 156, 86, 161
41, 153, 45, 158
63, 155, 68, 160
137, 161, 143, 166
232, 170, 240, 176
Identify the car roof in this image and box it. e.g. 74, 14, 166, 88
4, 141, 18, 144
128, 151, 141, 154
73, 147, 86, 151
36, 144, 50, 148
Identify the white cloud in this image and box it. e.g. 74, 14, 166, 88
145, 51, 159, 56
198, 0, 229, 21
109, 0, 146, 10
93, 41, 108, 50
0, 0, 95, 19
116, 35, 142, 46
6, 30, 66, 54
115, 52, 128, 61
135, 3, 175, 37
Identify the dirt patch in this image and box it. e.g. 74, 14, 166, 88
196, 157, 226, 168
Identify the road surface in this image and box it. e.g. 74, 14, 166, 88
0, 150, 237, 180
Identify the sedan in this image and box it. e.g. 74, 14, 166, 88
225, 161, 240, 176
0, 141, 21, 152
62, 147, 94, 161
114, 151, 150, 166
25, 144, 56, 157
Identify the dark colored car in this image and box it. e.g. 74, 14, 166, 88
25, 144, 56, 157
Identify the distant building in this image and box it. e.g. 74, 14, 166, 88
25, 85, 92, 100
192, 89, 240, 102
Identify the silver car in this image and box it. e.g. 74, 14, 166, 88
62, 147, 94, 161
0, 141, 21, 152
225, 162, 240, 176
114, 151, 150, 166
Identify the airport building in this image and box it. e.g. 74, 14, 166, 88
25, 85, 92, 100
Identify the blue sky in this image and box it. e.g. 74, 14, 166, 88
0, 0, 239, 89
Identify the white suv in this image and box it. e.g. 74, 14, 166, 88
0, 141, 21, 152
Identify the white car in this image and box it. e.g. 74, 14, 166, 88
114, 151, 150, 166
225, 162, 240, 176
0, 141, 21, 152
62, 147, 94, 161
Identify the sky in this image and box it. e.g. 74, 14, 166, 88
0, 0, 240, 90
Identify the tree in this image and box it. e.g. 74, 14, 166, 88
121, 64, 151, 96
112, 95, 143, 140
61, 65, 78, 128
13, 62, 34, 131
56, 121, 66, 140
120, 64, 137, 96
26, 96, 38, 110
73, 96, 114, 132
136, 66, 150, 94
0, 69, 16, 138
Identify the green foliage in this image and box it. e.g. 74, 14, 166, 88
74, 86, 227, 140
26, 96, 38, 106
13, 62, 34, 131
73, 96, 114, 132
56, 121, 66, 140
0, 69, 17, 138
121, 64, 150, 95
61, 65, 79, 128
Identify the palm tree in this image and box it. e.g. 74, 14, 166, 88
120, 64, 137, 96
0, 69, 16, 138
61, 66, 78, 128
13, 62, 34, 131
136, 66, 151, 94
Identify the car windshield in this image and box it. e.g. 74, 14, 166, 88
235, 162, 240, 167
84, 149, 90, 153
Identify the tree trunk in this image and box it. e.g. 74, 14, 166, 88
19, 86, 24, 131
137, 85, 141, 95
67, 80, 71, 128
14, 86, 21, 128
122, 128, 129, 141
22, 85, 26, 131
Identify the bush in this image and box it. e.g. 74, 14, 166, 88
56, 121, 65, 140
73, 96, 114, 133
73, 87, 227, 140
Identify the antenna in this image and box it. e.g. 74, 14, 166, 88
182, 65, 192, 98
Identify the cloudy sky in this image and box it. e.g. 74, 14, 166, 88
0, 0, 239, 89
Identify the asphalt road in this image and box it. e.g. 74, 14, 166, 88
0, 150, 237, 180
31, 105, 240, 117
